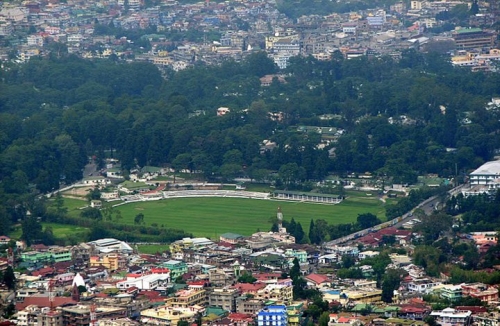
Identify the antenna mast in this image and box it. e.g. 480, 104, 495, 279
90, 303, 98, 326
48, 279, 55, 311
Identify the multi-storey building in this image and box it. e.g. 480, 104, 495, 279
164, 289, 207, 308
257, 305, 287, 326
452, 28, 495, 50
236, 297, 265, 315
17, 305, 63, 326
209, 288, 240, 312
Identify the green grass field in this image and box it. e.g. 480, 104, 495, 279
137, 244, 170, 254
10, 222, 89, 243
110, 195, 387, 238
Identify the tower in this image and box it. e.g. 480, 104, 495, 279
277, 207, 287, 233
277, 207, 283, 230
71, 283, 80, 302
90, 304, 98, 326
48, 279, 55, 311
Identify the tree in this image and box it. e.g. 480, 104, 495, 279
381, 269, 403, 303
21, 216, 42, 247
341, 255, 356, 269
318, 311, 330, 326
238, 272, 257, 283
134, 213, 145, 225
80, 207, 103, 220
86, 187, 101, 201
357, 213, 381, 229
294, 222, 305, 243
290, 258, 301, 281
3, 266, 16, 291
309, 219, 320, 245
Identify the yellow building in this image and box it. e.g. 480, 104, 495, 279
164, 289, 207, 308
90, 254, 119, 271
287, 302, 304, 326
342, 288, 382, 303
255, 284, 293, 304
140, 306, 199, 325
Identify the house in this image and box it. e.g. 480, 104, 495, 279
217, 107, 230, 116
90, 200, 102, 208
81, 176, 110, 186
430, 308, 472, 326
140, 305, 200, 325
220, 233, 245, 244
408, 279, 442, 293
161, 260, 188, 280
164, 288, 207, 308
0, 236, 11, 246
461, 283, 499, 303
304, 273, 331, 289
358, 251, 379, 260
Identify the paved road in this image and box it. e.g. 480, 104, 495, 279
83, 162, 97, 178
324, 185, 465, 247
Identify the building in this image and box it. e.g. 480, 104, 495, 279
257, 305, 287, 326
20, 251, 52, 264
220, 233, 245, 244
164, 289, 207, 308
217, 107, 231, 116
430, 308, 472, 326
408, 279, 442, 293
117, 272, 170, 291
140, 305, 200, 325
162, 260, 188, 280
209, 268, 231, 287
49, 247, 72, 263
209, 287, 240, 312
61, 305, 127, 325
17, 305, 63, 326
274, 190, 342, 204
255, 283, 293, 304
469, 160, 500, 185
461, 283, 499, 303
452, 28, 495, 50
236, 297, 265, 315
437, 284, 462, 302
90, 254, 121, 271
87, 238, 133, 254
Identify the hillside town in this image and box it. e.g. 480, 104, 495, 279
0, 0, 499, 72
1, 159, 500, 325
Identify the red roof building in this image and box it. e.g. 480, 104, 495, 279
16, 296, 77, 311
232, 283, 267, 294
304, 273, 330, 287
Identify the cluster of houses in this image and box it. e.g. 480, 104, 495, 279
1, 0, 498, 71
1, 210, 500, 326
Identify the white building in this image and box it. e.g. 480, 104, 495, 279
88, 238, 133, 254
117, 272, 170, 290
27, 35, 44, 47
408, 279, 442, 293
358, 251, 379, 260
469, 160, 500, 185
430, 308, 472, 326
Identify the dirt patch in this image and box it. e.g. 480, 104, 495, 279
135, 207, 144, 210
62, 187, 93, 197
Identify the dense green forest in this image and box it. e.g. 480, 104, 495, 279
1, 50, 500, 240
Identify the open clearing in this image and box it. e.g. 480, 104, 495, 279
10, 222, 89, 243
110, 196, 388, 238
